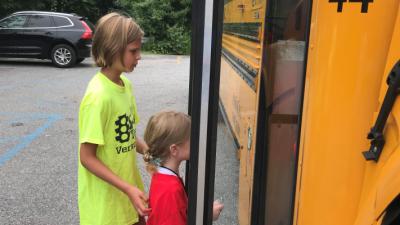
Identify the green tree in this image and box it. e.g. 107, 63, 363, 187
0, 0, 52, 17
130, 0, 191, 54
0, 0, 127, 23
0, 0, 192, 55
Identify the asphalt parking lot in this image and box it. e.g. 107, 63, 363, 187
0, 56, 239, 225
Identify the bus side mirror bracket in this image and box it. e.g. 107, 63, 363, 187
363, 60, 400, 162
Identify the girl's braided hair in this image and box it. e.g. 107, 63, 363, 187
143, 111, 191, 174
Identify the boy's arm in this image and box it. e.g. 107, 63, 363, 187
80, 142, 151, 216
136, 136, 148, 155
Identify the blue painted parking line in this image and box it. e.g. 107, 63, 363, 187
0, 113, 62, 167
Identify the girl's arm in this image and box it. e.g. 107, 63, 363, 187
213, 200, 224, 221
80, 142, 151, 216
136, 136, 148, 154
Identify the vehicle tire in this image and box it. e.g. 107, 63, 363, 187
76, 58, 85, 64
51, 44, 76, 68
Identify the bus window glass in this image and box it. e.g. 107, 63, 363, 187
263, 0, 309, 224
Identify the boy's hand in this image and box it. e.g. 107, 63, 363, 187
126, 186, 151, 216
212, 200, 224, 221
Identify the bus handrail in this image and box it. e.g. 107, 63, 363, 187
363, 60, 400, 162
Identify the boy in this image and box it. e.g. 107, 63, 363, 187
78, 12, 150, 225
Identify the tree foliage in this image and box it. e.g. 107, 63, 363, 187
0, 0, 191, 55
130, 0, 191, 54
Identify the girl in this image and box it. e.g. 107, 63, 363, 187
78, 12, 150, 225
143, 111, 223, 225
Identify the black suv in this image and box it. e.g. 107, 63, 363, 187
0, 11, 93, 67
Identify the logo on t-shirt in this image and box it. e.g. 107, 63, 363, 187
115, 114, 136, 143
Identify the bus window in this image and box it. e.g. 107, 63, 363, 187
263, 0, 309, 224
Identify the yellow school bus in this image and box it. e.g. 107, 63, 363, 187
205, 0, 400, 225
219, 1, 265, 224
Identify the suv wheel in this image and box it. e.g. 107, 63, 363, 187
51, 44, 76, 68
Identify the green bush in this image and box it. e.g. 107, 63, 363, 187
131, 0, 191, 55
0, 0, 191, 55
143, 25, 190, 55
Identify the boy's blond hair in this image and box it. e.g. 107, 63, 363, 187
143, 111, 191, 174
92, 12, 144, 68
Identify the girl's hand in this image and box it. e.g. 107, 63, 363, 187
125, 185, 151, 216
212, 200, 224, 221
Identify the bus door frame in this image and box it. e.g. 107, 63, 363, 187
186, 0, 224, 224
187, 0, 313, 224
250, 0, 313, 224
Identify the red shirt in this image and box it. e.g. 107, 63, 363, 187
146, 173, 188, 225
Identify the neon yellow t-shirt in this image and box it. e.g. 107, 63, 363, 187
78, 72, 144, 225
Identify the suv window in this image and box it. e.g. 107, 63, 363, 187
0, 15, 28, 28
53, 16, 72, 27
25, 15, 52, 28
